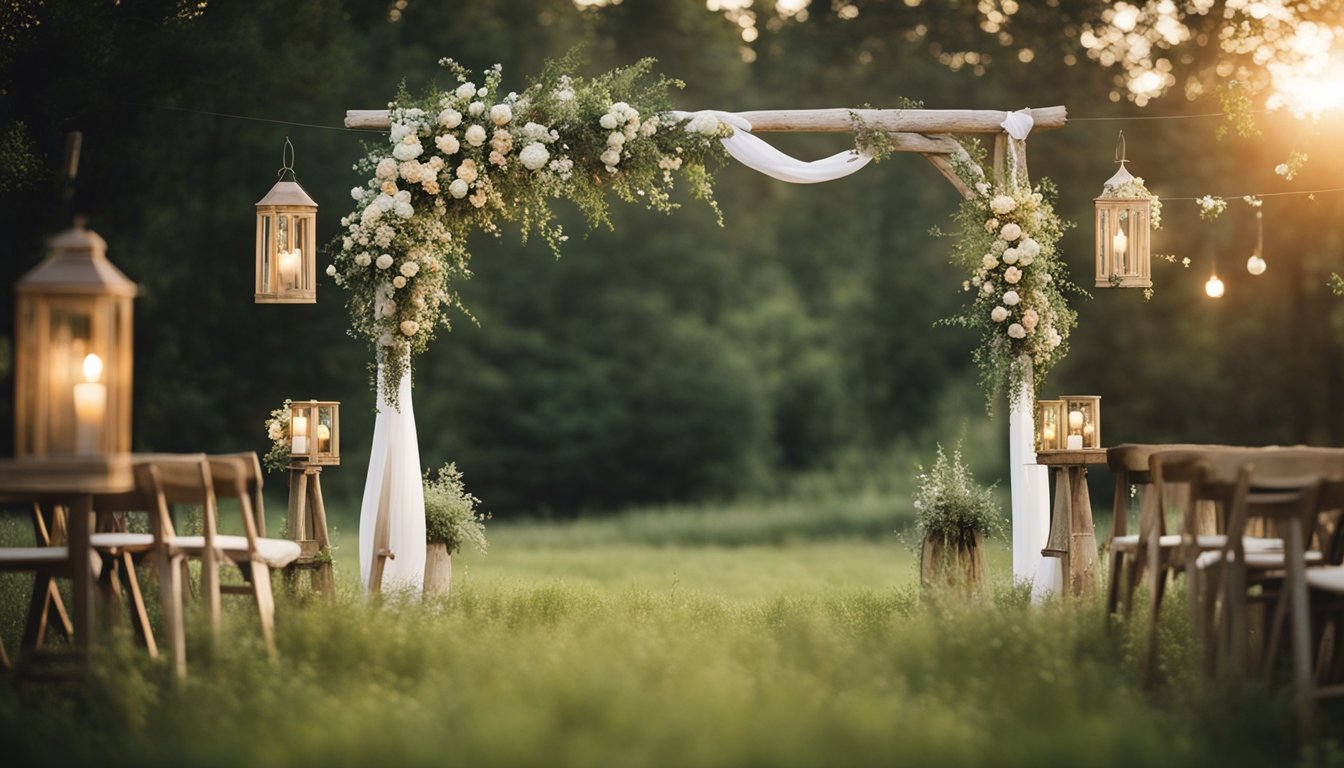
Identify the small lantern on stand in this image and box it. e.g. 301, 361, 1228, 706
1061, 395, 1101, 450
1036, 399, 1066, 452
284, 400, 339, 598
255, 137, 318, 304
1095, 132, 1152, 289
14, 219, 137, 459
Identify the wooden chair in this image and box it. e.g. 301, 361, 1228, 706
134, 455, 300, 677
0, 535, 81, 670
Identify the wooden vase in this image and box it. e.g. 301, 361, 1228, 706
920, 530, 987, 596
424, 542, 453, 597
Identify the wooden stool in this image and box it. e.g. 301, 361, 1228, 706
283, 464, 335, 600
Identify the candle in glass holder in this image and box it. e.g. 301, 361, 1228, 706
1066, 410, 1084, 450
278, 248, 300, 289
73, 353, 107, 455
1042, 423, 1056, 446
1082, 422, 1096, 447
291, 412, 309, 455
317, 423, 331, 453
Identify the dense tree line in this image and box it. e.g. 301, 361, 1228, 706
2, 0, 1342, 517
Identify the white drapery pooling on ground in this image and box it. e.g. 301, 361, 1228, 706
355, 107, 1056, 594
359, 357, 427, 594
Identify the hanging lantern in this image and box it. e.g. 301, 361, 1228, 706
255, 137, 318, 303
14, 219, 137, 457
1035, 399, 1066, 452
1246, 209, 1266, 275
288, 400, 339, 466
1060, 395, 1101, 450
1095, 132, 1153, 289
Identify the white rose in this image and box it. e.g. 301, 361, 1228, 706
991, 306, 1009, 323
1002, 248, 1019, 265
376, 254, 394, 270
455, 82, 476, 100
356, 253, 372, 267
1007, 323, 1026, 339
438, 108, 462, 129
519, 142, 550, 171
400, 320, 420, 336
400, 261, 419, 278
465, 125, 487, 147
376, 158, 398, 181
599, 113, 618, 130
392, 275, 407, 289
468, 101, 485, 117
990, 195, 1017, 215
457, 159, 478, 183
350, 187, 366, 201
607, 132, 625, 147
981, 281, 995, 295
489, 104, 513, 125
361, 205, 382, 225
981, 254, 998, 269
1000, 222, 1022, 242
600, 147, 621, 167
435, 134, 460, 155
1018, 238, 1041, 258
448, 179, 469, 198
325, 264, 337, 277
1003, 290, 1021, 306
1004, 266, 1022, 285
1018, 252, 1034, 267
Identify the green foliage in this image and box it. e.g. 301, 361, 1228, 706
1215, 80, 1261, 140
911, 443, 1005, 546
423, 462, 488, 553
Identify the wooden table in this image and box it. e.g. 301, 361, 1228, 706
1037, 449, 1107, 598
0, 455, 135, 655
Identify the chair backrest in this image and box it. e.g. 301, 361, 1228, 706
131, 454, 216, 545
1108, 443, 1243, 539
209, 452, 266, 537
206, 455, 262, 551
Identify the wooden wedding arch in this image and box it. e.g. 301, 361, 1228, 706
344, 104, 1069, 591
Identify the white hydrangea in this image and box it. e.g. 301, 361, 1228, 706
392, 138, 423, 162
489, 104, 512, 126
519, 142, 550, 171
991, 306, 1009, 323
607, 132, 625, 147
520, 122, 551, 142
599, 113, 619, 130
394, 202, 414, 219
685, 112, 721, 136
464, 125, 487, 147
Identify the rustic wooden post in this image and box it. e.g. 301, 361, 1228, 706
284, 465, 335, 600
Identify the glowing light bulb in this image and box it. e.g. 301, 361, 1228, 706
1247, 254, 1266, 275
1205, 274, 1225, 298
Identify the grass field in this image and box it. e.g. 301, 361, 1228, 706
0, 494, 1334, 767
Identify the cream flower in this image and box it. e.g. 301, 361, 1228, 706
1000, 222, 1022, 242
400, 319, 420, 336
1003, 290, 1021, 306
1018, 238, 1041, 259
981, 281, 995, 295
990, 195, 1016, 215
600, 148, 621, 167
991, 306, 1009, 323
519, 143, 550, 171
435, 134, 460, 155
438, 108, 462, 129
457, 159, 479, 183
464, 125, 487, 147
393, 275, 407, 289
350, 187, 366, 201
448, 179, 469, 198
1007, 323, 1026, 339
399, 261, 419, 278
376, 158, 398, 181
1022, 308, 1039, 331
455, 82, 477, 100
982, 254, 998, 269
468, 101, 485, 117
325, 264, 337, 277
984, 218, 999, 233
1001, 248, 1019, 265
1004, 266, 1022, 285
607, 132, 625, 147
599, 113, 619, 130
489, 104, 513, 126
392, 138, 423, 162
355, 253, 373, 267
376, 254, 394, 270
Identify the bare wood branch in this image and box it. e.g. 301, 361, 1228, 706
923, 155, 976, 200
345, 106, 1068, 134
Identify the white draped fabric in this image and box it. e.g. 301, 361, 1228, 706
670, 110, 873, 184
357, 107, 1053, 593
359, 359, 427, 595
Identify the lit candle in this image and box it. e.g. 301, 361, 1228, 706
1083, 422, 1096, 447
278, 248, 300, 289
291, 412, 309, 455
317, 423, 331, 453
1066, 410, 1084, 450
1112, 228, 1128, 256
1042, 423, 1056, 446
73, 353, 107, 455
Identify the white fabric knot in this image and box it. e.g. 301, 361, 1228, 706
669, 110, 872, 185
1000, 109, 1035, 141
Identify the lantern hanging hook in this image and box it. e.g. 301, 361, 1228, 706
277, 136, 297, 182
1114, 130, 1127, 166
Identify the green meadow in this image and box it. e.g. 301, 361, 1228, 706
0, 492, 1332, 768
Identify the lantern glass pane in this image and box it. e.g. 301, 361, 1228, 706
260, 214, 274, 293
317, 406, 333, 455
297, 215, 312, 292
290, 403, 311, 457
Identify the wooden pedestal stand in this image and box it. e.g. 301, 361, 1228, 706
284, 463, 335, 600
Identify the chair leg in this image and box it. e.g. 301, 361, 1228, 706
22, 573, 57, 650
117, 551, 158, 658
1106, 549, 1125, 616
250, 565, 278, 660
156, 551, 186, 679
40, 580, 73, 646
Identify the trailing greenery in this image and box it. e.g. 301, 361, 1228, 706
423, 462, 488, 554
911, 443, 1006, 547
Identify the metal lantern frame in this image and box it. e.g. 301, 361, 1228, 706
1060, 395, 1101, 450
288, 400, 340, 466
255, 138, 318, 304
1035, 399, 1067, 452
1095, 133, 1152, 289
14, 222, 137, 458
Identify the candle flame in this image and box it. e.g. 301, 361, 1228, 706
82, 353, 103, 383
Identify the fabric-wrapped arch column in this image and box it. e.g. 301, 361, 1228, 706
359, 355, 426, 595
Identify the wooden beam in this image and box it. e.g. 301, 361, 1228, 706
344, 106, 1068, 135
